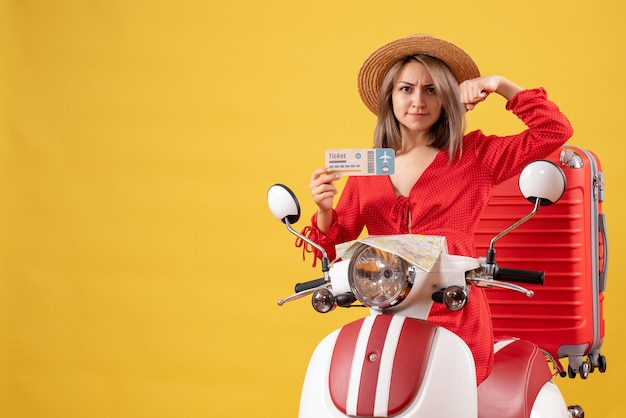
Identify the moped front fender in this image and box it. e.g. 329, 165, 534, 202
299, 314, 477, 418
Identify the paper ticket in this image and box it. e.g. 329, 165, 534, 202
325, 148, 395, 176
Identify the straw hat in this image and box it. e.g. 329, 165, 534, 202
357, 34, 480, 114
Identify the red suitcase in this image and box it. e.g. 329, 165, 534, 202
474, 145, 608, 378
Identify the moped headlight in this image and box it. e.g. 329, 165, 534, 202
348, 244, 412, 309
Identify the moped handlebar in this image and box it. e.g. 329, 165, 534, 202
295, 278, 327, 293
494, 268, 545, 286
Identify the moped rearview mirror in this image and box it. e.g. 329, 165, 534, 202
267, 184, 301, 224
267, 184, 331, 276
485, 160, 566, 265
519, 160, 566, 206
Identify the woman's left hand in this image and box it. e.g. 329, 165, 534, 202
459, 76, 500, 111
460, 75, 524, 111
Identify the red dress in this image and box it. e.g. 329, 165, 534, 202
299, 88, 574, 384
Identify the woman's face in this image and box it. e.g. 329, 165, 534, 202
391, 60, 443, 137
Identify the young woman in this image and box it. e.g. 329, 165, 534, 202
298, 34, 573, 385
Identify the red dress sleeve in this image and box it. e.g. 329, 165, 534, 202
467, 88, 574, 185
298, 176, 365, 264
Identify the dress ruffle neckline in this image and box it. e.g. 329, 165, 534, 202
390, 195, 410, 233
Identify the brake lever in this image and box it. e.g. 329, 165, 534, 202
467, 277, 534, 298
277, 284, 331, 306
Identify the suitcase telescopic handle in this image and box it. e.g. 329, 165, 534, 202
494, 268, 545, 285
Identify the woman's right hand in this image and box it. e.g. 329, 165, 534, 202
309, 168, 339, 212
309, 168, 339, 234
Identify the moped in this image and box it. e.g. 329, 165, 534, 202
268, 160, 584, 418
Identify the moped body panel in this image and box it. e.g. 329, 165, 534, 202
299, 315, 478, 418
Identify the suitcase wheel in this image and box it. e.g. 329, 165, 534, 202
588, 353, 608, 374
568, 362, 591, 379
596, 354, 607, 373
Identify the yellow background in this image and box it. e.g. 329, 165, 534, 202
1, 0, 624, 417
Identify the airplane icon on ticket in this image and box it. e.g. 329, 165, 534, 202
379, 150, 393, 164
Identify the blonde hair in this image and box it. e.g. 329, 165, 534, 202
373, 55, 466, 161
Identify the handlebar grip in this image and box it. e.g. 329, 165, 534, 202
495, 268, 545, 285
295, 278, 326, 293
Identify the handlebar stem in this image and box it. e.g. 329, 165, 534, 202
285, 218, 330, 280
488, 197, 541, 254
